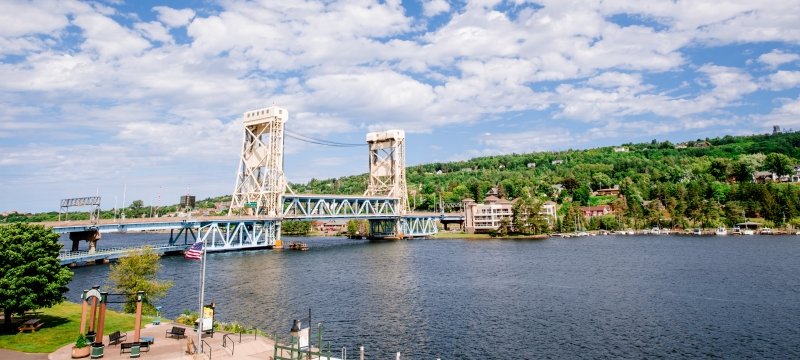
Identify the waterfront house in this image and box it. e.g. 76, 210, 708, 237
540, 201, 558, 224
753, 171, 777, 183
593, 185, 620, 196
580, 205, 613, 218
463, 196, 514, 233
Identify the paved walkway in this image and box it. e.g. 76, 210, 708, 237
48, 322, 278, 360
0, 348, 48, 360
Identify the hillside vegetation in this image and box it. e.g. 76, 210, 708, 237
5, 132, 800, 232
293, 132, 800, 231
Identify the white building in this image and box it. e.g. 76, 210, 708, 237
540, 201, 557, 224
463, 196, 513, 233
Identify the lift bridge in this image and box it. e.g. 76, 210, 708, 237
53, 106, 439, 266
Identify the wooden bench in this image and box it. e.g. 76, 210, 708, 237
165, 326, 186, 339
109, 331, 127, 346
17, 319, 43, 333
120, 341, 150, 354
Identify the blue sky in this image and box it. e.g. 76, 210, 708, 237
2, 0, 800, 213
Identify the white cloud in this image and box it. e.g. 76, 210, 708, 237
422, 0, 450, 17
755, 96, 800, 128
153, 6, 196, 28
763, 71, 800, 91
72, 12, 151, 58
0, 1, 69, 37
758, 50, 800, 69
134, 21, 173, 43
478, 128, 575, 154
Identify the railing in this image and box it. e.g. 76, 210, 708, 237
222, 333, 235, 355
201, 339, 212, 360
58, 244, 185, 260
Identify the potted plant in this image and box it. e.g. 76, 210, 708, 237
71, 334, 90, 358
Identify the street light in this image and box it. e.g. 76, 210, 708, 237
290, 319, 301, 360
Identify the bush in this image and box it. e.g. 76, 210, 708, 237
75, 334, 88, 348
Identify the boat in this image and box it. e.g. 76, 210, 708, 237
759, 227, 773, 235
715, 227, 728, 236
661, 229, 671, 235
732, 226, 742, 235
626, 229, 635, 235
743, 229, 755, 235
287, 241, 309, 251
650, 227, 660, 235
692, 228, 702, 236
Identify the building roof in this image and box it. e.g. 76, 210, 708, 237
484, 195, 500, 203
581, 205, 611, 211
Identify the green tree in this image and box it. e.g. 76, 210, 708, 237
0, 223, 73, 326
282, 221, 312, 235
108, 246, 173, 314
764, 153, 794, 176
511, 194, 547, 234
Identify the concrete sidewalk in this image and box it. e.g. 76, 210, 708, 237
49, 322, 277, 360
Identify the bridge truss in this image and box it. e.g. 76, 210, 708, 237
282, 195, 399, 219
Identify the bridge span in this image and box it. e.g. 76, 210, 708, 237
51, 106, 457, 266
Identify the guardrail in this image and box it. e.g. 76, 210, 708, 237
201, 339, 212, 360
58, 244, 186, 260
222, 333, 235, 355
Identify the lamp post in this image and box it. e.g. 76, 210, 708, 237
290, 319, 300, 360
197, 235, 208, 354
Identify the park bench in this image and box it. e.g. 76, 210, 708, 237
166, 326, 186, 339
120, 341, 150, 354
109, 331, 127, 346
17, 318, 43, 333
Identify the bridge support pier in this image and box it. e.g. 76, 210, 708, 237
69, 230, 101, 254
368, 219, 402, 240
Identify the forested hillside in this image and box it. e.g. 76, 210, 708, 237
293, 132, 800, 231
5, 132, 800, 231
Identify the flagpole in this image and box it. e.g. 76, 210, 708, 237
198, 237, 207, 353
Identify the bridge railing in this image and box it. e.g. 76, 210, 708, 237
58, 244, 187, 260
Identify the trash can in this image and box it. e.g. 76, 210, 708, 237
129, 344, 140, 358
90, 342, 104, 359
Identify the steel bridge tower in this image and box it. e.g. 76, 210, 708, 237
364, 130, 409, 214
229, 106, 287, 216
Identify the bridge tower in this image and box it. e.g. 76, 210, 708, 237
229, 106, 288, 216
364, 130, 409, 214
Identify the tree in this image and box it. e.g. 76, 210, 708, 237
108, 246, 173, 314
764, 153, 794, 176
282, 220, 311, 235
0, 223, 73, 326
512, 194, 547, 234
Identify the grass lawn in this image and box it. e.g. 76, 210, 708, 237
0, 302, 154, 353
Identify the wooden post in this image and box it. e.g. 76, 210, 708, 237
95, 292, 108, 344
133, 291, 144, 342
88, 287, 99, 333
79, 290, 88, 335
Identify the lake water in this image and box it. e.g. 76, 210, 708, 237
64, 234, 800, 359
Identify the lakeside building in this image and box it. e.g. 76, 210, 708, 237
463, 196, 513, 233
580, 205, 613, 218
541, 201, 557, 224
593, 185, 620, 196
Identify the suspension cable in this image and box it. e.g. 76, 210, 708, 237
285, 129, 365, 147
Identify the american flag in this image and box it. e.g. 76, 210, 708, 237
184, 241, 203, 260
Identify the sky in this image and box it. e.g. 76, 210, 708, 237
1, 0, 800, 213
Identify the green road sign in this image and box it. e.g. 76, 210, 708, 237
245, 202, 258, 207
